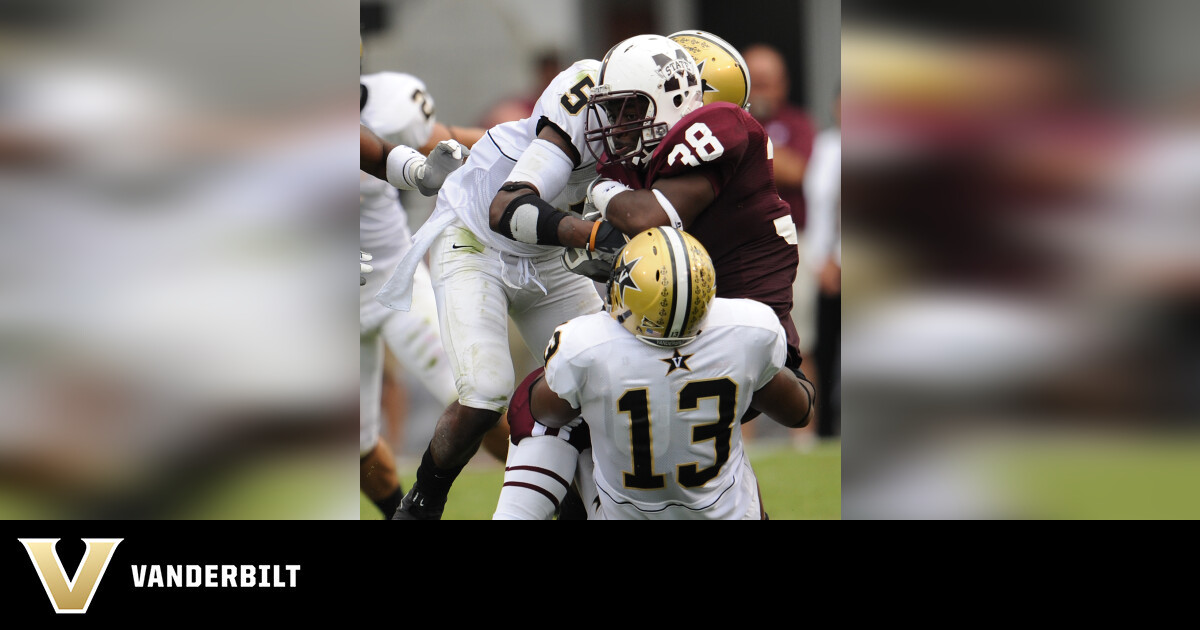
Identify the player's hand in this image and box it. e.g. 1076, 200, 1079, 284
586, 177, 631, 219
360, 251, 374, 286
417, 140, 470, 196
589, 220, 628, 256
562, 247, 615, 283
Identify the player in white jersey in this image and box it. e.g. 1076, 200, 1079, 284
504, 227, 811, 519
359, 70, 500, 518
375, 58, 638, 519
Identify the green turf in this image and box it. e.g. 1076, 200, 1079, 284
362, 439, 841, 520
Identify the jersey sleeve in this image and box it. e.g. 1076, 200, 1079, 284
359, 72, 436, 149
738, 299, 787, 389
541, 319, 587, 410
651, 103, 750, 198
529, 59, 602, 168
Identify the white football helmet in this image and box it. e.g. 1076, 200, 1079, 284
585, 34, 704, 169
360, 71, 436, 149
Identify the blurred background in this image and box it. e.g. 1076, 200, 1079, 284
0, 0, 359, 519
841, 0, 1200, 518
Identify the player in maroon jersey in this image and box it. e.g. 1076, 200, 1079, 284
579, 33, 809, 379
486, 34, 813, 519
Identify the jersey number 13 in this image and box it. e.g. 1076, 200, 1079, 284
618, 377, 737, 490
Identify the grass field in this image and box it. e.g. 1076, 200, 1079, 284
362, 439, 841, 520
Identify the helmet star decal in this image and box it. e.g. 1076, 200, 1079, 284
612, 255, 642, 304
695, 59, 720, 98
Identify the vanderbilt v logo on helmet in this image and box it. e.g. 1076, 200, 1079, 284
606, 227, 716, 348
20, 538, 123, 614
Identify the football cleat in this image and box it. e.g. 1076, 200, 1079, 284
390, 484, 445, 520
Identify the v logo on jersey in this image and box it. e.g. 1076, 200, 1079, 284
19, 538, 123, 614
660, 348, 693, 375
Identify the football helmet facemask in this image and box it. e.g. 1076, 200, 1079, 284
586, 35, 704, 169
668, 30, 751, 110
606, 227, 716, 348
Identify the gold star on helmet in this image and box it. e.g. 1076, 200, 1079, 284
612, 256, 642, 304
696, 59, 719, 98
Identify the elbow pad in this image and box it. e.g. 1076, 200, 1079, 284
495, 193, 569, 246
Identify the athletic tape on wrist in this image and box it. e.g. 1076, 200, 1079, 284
385, 144, 425, 190
589, 179, 632, 217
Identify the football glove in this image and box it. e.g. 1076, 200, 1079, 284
417, 139, 470, 196
360, 251, 373, 286
562, 246, 615, 283
589, 220, 628, 256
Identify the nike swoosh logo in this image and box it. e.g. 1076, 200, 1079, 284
451, 243, 476, 250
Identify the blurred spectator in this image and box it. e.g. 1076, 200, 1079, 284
804, 86, 841, 440
744, 44, 817, 231
478, 49, 563, 128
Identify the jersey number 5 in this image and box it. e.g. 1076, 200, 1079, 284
667, 122, 725, 167
560, 76, 595, 115
618, 378, 737, 489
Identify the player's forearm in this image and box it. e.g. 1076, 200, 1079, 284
751, 370, 814, 428
360, 124, 392, 182
556, 216, 599, 250
605, 189, 671, 235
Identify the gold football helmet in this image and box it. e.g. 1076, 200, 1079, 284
606, 227, 716, 348
669, 30, 751, 110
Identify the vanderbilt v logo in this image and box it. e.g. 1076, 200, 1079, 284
19, 538, 123, 614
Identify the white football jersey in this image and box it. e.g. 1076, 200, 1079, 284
377, 59, 605, 310
543, 298, 787, 519
438, 58, 604, 258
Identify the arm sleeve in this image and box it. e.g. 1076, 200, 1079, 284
542, 321, 587, 410
747, 302, 788, 388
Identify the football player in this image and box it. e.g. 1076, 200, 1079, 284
373, 55, 634, 520
360, 70, 506, 519
489, 33, 814, 520
505, 227, 810, 519
582, 32, 810, 382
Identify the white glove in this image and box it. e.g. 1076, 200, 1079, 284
586, 177, 632, 219
417, 140, 470, 196
562, 247, 615, 284
360, 251, 373, 286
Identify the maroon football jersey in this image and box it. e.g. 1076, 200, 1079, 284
600, 102, 803, 368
